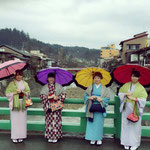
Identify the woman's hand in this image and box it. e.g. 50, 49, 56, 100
127, 95, 137, 101
97, 97, 102, 102
16, 89, 21, 94
54, 95, 58, 100
22, 90, 27, 96
14, 89, 21, 95
125, 92, 132, 96
48, 94, 55, 99
88, 96, 96, 100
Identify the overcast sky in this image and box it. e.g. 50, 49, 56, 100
0, 0, 150, 49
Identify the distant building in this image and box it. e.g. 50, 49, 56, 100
0, 44, 30, 63
120, 32, 149, 64
0, 45, 57, 74
126, 46, 150, 67
100, 44, 119, 59
30, 50, 48, 58
30, 50, 56, 68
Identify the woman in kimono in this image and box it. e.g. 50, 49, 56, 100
40, 73, 66, 143
84, 72, 110, 145
118, 71, 148, 150
5, 70, 30, 143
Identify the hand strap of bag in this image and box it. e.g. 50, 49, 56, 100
133, 101, 137, 114
130, 84, 138, 115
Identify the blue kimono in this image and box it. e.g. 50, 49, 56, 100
84, 84, 110, 141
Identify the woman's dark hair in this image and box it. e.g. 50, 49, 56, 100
131, 70, 140, 78
93, 72, 103, 79
47, 73, 56, 78
15, 70, 24, 77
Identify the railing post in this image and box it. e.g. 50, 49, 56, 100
114, 95, 121, 138
80, 117, 86, 133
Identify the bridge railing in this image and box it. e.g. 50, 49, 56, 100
0, 96, 150, 138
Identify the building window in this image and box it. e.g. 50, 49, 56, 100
130, 54, 138, 62
127, 44, 140, 50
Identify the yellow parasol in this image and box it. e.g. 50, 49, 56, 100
74, 67, 112, 89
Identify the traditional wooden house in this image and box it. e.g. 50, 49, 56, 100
0, 45, 56, 75
127, 46, 150, 67
0, 44, 30, 63
120, 32, 149, 64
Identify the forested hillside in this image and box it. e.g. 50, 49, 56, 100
0, 28, 100, 67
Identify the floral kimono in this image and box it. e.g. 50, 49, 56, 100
40, 83, 66, 141
5, 80, 30, 140
118, 82, 147, 147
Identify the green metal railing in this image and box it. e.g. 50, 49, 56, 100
0, 96, 150, 138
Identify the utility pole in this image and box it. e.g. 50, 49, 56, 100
60, 48, 66, 67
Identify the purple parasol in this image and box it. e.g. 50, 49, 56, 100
35, 67, 73, 86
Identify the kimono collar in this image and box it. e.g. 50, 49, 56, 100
94, 83, 101, 88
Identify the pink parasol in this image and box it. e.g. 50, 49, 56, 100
0, 60, 27, 80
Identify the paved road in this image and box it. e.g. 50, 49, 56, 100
0, 133, 149, 150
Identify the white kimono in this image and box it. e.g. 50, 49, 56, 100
119, 84, 147, 147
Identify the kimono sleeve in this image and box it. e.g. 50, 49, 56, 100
40, 86, 50, 112
57, 85, 66, 103
5, 82, 15, 110
40, 94, 50, 113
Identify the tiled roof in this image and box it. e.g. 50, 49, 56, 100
0, 44, 30, 57
120, 33, 148, 45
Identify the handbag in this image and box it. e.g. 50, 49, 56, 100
127, 101, 139, 122
26, 99, 33, 107
19, 92, 24, 99
89, 99, 105, 113
49, 94, 63, 112
26, 94, 33, 107
50, 100, 63, 112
